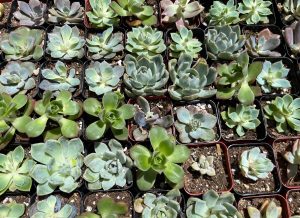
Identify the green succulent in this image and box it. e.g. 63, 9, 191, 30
48, 0, 84, 24
175, 106, 217, 143
87, 27, 124, 60
284, 21, 300, 55
123, 54, 169, 97
257, 60, 291, 94
284, 139, 300, 180
221, 104, 261, 137
206, 25, 245, 60
280, 0, 300, 22
208, 0, 240, 26
0, 3, 4, 18
0, 201, 25, 218
85, 61, 124, 96
238, 0, 272, 24
30, 137, 84, 196
169, 27, 202, 58
30, 195, 77, 218
168, 53, 217, 101
247, 200, 282, 218
0, 146, 35, 195
186, 190, 242, 218
263, 94, 300, 133
215, 51, 263, 105
86, 0, 119, 28
126, 26, 166, 57
110, 0, 157, 26
130, 126, 191, 191
83, 91, 135, 141
46, 24, 85, 60
191, 154, 216, 177
83, 139, 133, 191
39, 61, 80, 95
239, 147, 275, 181
0, 61, 36, 95
0, 27, 44, 61
25, 90, 82, 139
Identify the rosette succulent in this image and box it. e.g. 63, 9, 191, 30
284, 139, 300, 180
30, 137, 84, 196
279, 0, 300, 22
123, 54, 169, 97
206, 25, 246, 60
284, 21, 300, 55
191, 154, 216, 176
48, 0, 84, 24
83, 139, 133, 191
126, 26, 166, 57
86, 27, 124, 60
239, 147, 275, 181
247, 200, 282, 218
0, 61, 36, 95
169, 27, 202, 58
0, 27, 44, 61
13, 0, 46, 26
0, 201, 25, 218
46, 24, 85, 60
168, 53, 217, 101
175, 106, 217, 143
85, 61, 124, 96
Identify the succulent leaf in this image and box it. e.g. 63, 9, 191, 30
238, 0, 272, 24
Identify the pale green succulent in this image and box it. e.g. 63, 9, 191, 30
284, 139, 300, 180
86, 27, 124, 60
83, 139, 133, 191
280, 0, 300, 22
221, 104, 261, 137
85, 61, 124, 96
206, 25, 246, 60
239, 147, 275, 181
191, 154, 216, 177
30, 137, 84, 196
0, 27, 44, 61
175, 106, 217, 143
0, 201, 25, 218
126, 26, 166, 57
247, 200, 282, 218
123, 54, 169, 97
0, 61, 36, 95
0, 146, 35, 195
46, 24, 85, 60
168, 53, 217, 101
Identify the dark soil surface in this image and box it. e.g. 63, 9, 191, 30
287, 191, 300, 216
0, 2, 11, 25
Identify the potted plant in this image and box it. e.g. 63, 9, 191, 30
0, 194, 31, 217
286, 189, 300, 217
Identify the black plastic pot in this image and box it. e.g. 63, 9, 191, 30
286, 189, 300, 217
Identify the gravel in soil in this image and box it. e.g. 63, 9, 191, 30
0, 195, 30, 218
287, 191, 300, 216
0, 2, 12, 25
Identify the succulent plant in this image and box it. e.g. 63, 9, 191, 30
30, 137, 84, 196
13, 0, 46, 26
123, 54, 169, 97
206, 25, 246, 60
83, 139, 133, 191
130, 126, 190, 191
247, 200, 282, 218
168, 53, 217, 101
0, 27, 44, 61
284, 139, 300, 180
169, 27, 202, 58
46, 24, 85, 60
0, 93, 33, 149
160, 0, 204, 29
238, 0, 273, 24
83, 91, 135, 141
246, 28, 281, 57
208, 0, 240, 26
48, 0, 84, 24
25, 90, 82, 139
215, 51, 263, 105
86, 27, 124, 60
29, 195, 77, 218
186, 190, 242, 218
0, 201, 25, 218
85, 61, 124, 96
86, 0, 119, 28
132, 96, 174, 141
39, 61, 80, 95
0, 4, 4, 19
110, 0, 157, 26
279, 0, 300, 22
239, 147, 275, 181
221, 104, 261, 137
126, 26, 166, 57
0, 146, 35, 195
174, 106, 217, 143
0, 61, 36, 95
284, 21, 300, 55
191, 154, 216, 177
264, 94, 300, 133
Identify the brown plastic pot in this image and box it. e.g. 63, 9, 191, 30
286, 189, 300, 217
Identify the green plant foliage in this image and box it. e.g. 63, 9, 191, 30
191, 154, 216, 176
284, 139, 300, 180
238, 0, 272, 24
0, 3, 4, 18
284, 21, 300, 55
0, 201, 25, 218
280, 0, 300, 22
247, 200, 282, 218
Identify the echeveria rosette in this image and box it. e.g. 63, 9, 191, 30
30, 137, 84, 196
281, 0, 300, 22
284, 21, 300, 56
83, 91, 135, 141
247, 200, 282, 218
0, 146, 35, 195
130, 126, 191, 191
284, 139, 300, 180
0, 201, 25, 218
